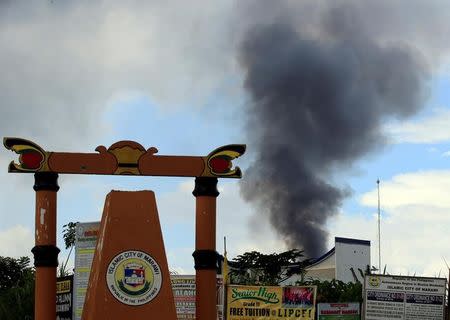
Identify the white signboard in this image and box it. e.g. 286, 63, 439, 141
364, 275, 447, 320
72, 222, 100, 320
317, 302, 360, 319
170, 275, 225, 320
171, 275, 196, 319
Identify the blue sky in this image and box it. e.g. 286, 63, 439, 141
1, 1, 450, 279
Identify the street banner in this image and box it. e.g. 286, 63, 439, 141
170, 275, 225, 320
57, 275, 74, 320
227, 285, 316, 320
217, 276, 224, 320
364, 275, 447, 320
317, 303, 360, 320
171, 275, 196, 319
72, 222, 100, 320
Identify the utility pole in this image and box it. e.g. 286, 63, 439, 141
447, 265, 450, 320
223, 236, 228, 320
444, 258, 450, 320
377, 179, 381, 274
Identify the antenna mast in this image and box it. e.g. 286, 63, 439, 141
224, 237, 227, 258
377, 179, 381, 274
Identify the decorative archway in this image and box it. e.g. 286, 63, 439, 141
4, 137, 245, 320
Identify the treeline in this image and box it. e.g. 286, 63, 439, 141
227, 249, 363, 303
0, 256, 34, 320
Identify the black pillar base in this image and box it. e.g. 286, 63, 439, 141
192, 250, 220, 270
192, 177, 219, 197
32, 245, 60, 267
34, 172, 60, 192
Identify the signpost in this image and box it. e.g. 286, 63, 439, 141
364, 274, 447, 320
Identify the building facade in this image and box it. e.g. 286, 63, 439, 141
281, 237, 371, 285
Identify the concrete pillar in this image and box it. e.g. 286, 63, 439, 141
32, 172, 60, 320
193, 177, 219, 320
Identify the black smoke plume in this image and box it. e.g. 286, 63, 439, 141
239, 3, 430, 257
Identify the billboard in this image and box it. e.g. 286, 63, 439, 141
317, 303, 360, 320
364, 275, 447, 320
57, 275, 74, 320
72, 222, 100, 320
170, 275, 225, 320
227, 285, 316, 320
171, 275, 196, 319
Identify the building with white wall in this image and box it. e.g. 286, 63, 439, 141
281, 237, 371, 285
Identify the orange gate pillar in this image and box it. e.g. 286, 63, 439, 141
32, 172, 60, 320
192, 177, 219, 320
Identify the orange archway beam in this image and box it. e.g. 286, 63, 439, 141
3, 138, 245, 178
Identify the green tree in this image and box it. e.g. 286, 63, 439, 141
59, 221, 77, 277
229, 249, 308, 286
227, 249, 363, 303
0, 256, 34, 320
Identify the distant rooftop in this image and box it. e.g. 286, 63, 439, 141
307, 237, 371, 267
335, 237, 370, 246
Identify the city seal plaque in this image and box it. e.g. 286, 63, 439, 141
106, 250, 162, 306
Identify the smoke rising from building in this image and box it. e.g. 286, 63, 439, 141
238, 2, 431, 257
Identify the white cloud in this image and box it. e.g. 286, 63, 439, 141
361, 170, 450, 210
336, 169, 450, 277
0, 225, 34, 259
0, 1, 238, 149
385, 108, 450, 144
0, 1, 240, 267
330, 208, 450, 277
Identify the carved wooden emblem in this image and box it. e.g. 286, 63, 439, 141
4, 138, 245, 178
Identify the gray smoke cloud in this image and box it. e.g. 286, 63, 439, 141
238, 2, 435, 257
